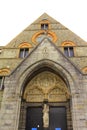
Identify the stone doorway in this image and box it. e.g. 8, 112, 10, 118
18, 70, 73, 130
25, 105, 67, 130
18, 102, 72, 130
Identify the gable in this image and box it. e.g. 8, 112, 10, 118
0, 13, 87, 75
6, 13, 86, 48
11, 38, 81, 78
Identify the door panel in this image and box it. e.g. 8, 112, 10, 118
49, 107, 67, 130
26, 107, 43, 130
26, 106, 67, 130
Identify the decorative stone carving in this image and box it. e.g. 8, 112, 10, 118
43, 104, 49, 128
23, 71, 70, 102
0, 68, 10, 76
23, 87, 44, 102
48, 87, 67, 102
42, 47, 49, 58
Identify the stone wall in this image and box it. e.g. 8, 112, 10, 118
0, 91, 3, 109
0, 39, 87, 130
0, 46, 87, 72
0, 13, 87, 130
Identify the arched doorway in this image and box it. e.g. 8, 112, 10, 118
18, 68, 73, 130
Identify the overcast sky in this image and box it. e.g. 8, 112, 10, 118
0, 0, 87, 46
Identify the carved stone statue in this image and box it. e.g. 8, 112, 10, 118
43, 104, 49, 128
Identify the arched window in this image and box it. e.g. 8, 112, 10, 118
62, 41, 76, 57
40, 19, 50, 30
41, 23, 48, 30
19, 42, 32, 58
0, 68, 10, 90
64, 47, 74, 57
19, 48, 29, 58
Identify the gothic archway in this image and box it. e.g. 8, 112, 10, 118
18, 68, 73, 130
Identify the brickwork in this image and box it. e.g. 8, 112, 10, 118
0, 14, 87, 73
0, 13, 87, 130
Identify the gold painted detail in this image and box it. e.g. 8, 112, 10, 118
61, 41, 76, 46
0, 68, 10, 76
32, 30, 57, 44
19, 42, 32, 48
23, 71, 70, 102
82, 67, 87, 74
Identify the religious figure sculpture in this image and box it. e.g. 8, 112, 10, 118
43, 104, 49, 128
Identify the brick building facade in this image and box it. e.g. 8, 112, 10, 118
0, 13, 87, 130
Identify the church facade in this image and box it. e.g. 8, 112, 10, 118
0, 13, 87, 130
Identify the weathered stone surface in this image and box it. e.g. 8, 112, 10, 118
0, 13, 87, 130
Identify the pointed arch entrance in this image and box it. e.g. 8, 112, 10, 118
18, 67, 73, 130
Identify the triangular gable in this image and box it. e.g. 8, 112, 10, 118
5, 13, 87, 48
10, 38, 82, 76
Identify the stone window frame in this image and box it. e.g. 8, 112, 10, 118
61, 41, 76, 57
64, 47, 74, 57
19, 48, 29, 58
19, 42, 33, 58
41, 23, 49, 30
0, 76, 5, 90
40, 19, 50, 30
